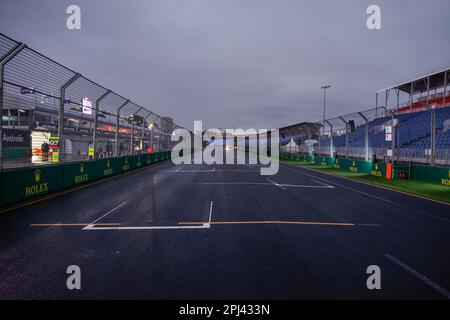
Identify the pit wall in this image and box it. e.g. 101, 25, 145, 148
279, 152, 450, 186
0, 151, 171, 208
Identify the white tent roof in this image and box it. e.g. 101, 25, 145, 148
287, 138, 296, 147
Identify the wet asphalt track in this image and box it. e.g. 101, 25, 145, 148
0, 153, 449, 299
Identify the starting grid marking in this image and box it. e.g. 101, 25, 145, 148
195, 181, 334, 189
32, 200, 383, 231
82, 201, 214, 231
30, 164, 388, 232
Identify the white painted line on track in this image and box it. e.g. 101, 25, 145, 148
215, 169, 258, 172
280, 163, 450, 224
205, 201, 214, 228
175, 168, 216, 173
311, 179, 335, 188
265, 178, 287, 190
83, 201, 127, 230
384, 253, 450, 299
84, 200, 214, 231
195, 181, 335, 189
279, 183, 334, 189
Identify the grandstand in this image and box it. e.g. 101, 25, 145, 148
281, 69, 450, 166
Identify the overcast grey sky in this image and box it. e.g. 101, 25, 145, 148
1, 0, 449, 129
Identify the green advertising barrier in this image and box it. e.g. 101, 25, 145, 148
62, 159, 114, 188
280, 148, 448, 186
410, 164, 450, 186
314, 155, 335, 167
332, 158, 372, 174
370, 162, 387, 178
143, 154, 152, 165
0, 152, 172, 208
1, 164, 63, 207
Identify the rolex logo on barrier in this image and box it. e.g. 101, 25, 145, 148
25, 169, 49, 197
123, 157, 130, 171
441, 170, 450, 186
104, 159, 113, 176
137, 156, 142, 167
334, 158, 340, 169
350, 160, 358, 172
371, 163, 382, 177
74, 163, 89, 184
34, 169, 41, 183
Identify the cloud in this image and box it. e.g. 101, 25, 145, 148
1, 0, 449, 130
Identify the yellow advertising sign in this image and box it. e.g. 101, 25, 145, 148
52, 151, 59, 163
88, 147, 94, 157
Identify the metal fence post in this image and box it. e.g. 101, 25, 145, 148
130, 107, 143, 155
149, 114, 161, 151
115, 99, 129, 157
144, 112, 154, 151
391, 112, 395, 163
339, 117, 348, 158
358, 112, 369, 161
423, 76, 436, 166
142, 111, 153, 152
325, 120, 333, 157
58, 73, 81, 164
0, 43, 26, 171
93, 90, 111, 160
130, 119, 134, 155
443, 69, 448, 108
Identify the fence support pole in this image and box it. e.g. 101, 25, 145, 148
339, 117, 349, 158
325, 120, 333, 157
358, 112, 369, 161
375, 92, 378, 117
142, 111, 153, 152
130, 107, 143, 155
58, 73, 81, 163
0, 43, 26, 171
115, 99, 129, 157
423, 76, 435, 166
93, 90, 111, 160
443, 69, 448, 108
396, 88, 400, 162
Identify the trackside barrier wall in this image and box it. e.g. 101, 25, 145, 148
314, 155, 336, 167
410, 164, 450, 186
332, 158, 373, 174
280, 152, 450, 186
280, 152, 314, 163
0, 152, 171, 207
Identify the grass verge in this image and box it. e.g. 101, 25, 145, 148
282, 160, 450, 204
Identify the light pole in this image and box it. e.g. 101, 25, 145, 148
320, 85, 331, 155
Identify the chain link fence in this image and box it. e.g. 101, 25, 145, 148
0, 33, 183, 170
